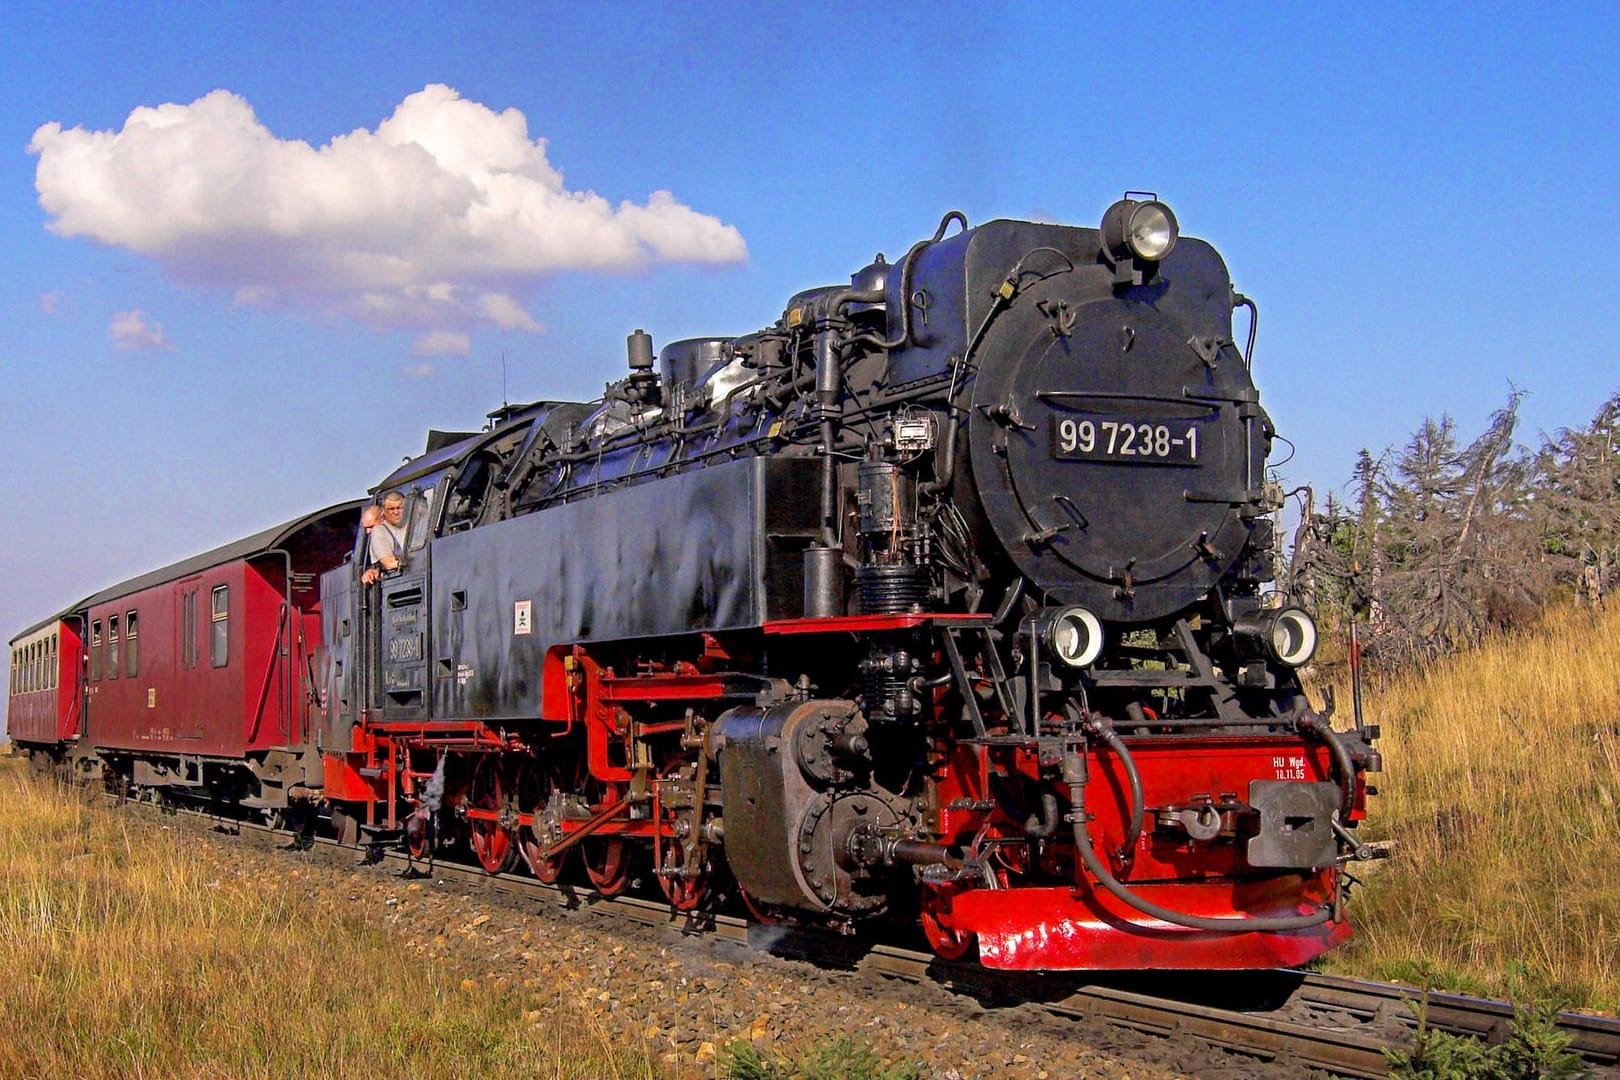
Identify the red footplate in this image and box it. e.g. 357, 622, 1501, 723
950, 881, 1351, 970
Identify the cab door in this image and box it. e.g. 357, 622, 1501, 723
379, 564, 429, 720
377, 480, 442, 722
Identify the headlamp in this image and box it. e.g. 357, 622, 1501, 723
1232, 606, 1318, 668
1033, 606, 1105, 669
1101, 197, 1180, 263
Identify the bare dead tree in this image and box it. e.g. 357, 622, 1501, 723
1282, 389, 1620, 672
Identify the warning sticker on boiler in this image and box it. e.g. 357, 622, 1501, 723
514, 600, 532, 636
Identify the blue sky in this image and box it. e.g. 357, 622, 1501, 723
4, 2, 1618, 701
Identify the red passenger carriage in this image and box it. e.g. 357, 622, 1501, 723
10, 504, 358, 816
8, 617, 84, 768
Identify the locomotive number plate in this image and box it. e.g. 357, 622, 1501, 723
1051, 416, 1200, 464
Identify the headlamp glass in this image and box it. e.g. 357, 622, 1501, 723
1041, 606, 1104, 669
1126, 202, 1179, 261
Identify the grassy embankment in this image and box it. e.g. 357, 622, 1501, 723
0, 762, 656, 1080
1315, 604, 1620, 1012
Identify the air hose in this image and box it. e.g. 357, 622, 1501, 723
1063, 712, 1339, 933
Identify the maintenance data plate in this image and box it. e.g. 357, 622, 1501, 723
1051, 416, 1201, 464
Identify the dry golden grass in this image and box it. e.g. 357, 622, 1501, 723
1315, 604, 1620, 1011
0, 760, 657, 1080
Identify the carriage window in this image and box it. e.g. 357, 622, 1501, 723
211, 586, 229, 667
107, 615, 120, 680
184, 592, 196, 667
50, 633, 58, 691
182, 593, 195, 669
125, 612, 138, 678
90, 621, 103, 681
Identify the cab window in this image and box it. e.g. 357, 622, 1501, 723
406, 485, 436, 552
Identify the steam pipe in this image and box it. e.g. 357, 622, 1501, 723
1025, 792, 1060, 838
868, 211, 969, 352
1233, 292, 1258, 369
816, 330, 843, 546
764, 371, 817, 410
920, 271, 1012, 498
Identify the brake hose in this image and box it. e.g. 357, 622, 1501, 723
1063, 714, 1339, 933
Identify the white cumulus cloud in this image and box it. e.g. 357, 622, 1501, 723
413, 330, 469, 357
109, 310, 168, 351
402, 362, 436, 379
29, 85, 747, 338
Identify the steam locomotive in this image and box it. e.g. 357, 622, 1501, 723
10, 199, 1382, 970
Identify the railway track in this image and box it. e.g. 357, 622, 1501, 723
191, 805, 1618, 1079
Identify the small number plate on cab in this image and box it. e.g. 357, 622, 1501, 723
1051, 416, 1201, 464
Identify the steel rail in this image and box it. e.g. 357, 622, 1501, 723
162, 803, 1620, 1078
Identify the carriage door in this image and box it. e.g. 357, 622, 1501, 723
174, 579, 204, 739
378, 480, 441, 722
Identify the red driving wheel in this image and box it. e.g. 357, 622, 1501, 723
657, 837, 709, 912
468, 757, 518, 875
582, 779, 630, 896
920, 884, 976, 961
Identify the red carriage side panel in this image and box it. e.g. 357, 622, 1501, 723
7, 618, 80, 748
84, 563, 244, 757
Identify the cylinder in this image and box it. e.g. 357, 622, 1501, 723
627, 329, 654, 371
803, 546, 844, 619
854, 563, 930, 614
857, 461, 911, 535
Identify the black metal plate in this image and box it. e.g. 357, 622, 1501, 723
1246, 780, 1340, 870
